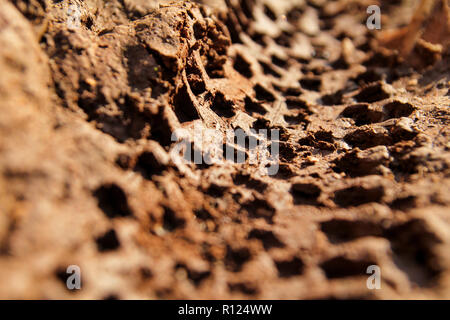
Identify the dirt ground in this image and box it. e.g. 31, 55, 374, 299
0, 0, 449, 299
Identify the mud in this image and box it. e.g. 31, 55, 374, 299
0, 0, 449, 299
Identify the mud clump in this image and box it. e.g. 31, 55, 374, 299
0, 0, 449, 299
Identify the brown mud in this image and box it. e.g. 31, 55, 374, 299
0, 0, 449, 299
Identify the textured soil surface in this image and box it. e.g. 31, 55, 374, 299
0, 0, 449, 299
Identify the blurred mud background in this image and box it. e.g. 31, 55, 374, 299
0, 0, 449, 299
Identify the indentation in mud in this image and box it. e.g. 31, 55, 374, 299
272, 163, 296, 179
383, 101, 416, 119
271, 55, 288, 68
322, 90, 343, 105
163, 207, 186, 231
175, 263, 211, 286
77, 80, 107, 118
278, 142, 297, 161
194, 208, 215, 221
225, 246, 252, 272
321, 219, 384, 244
233, 53, 253, 78
248, 229, 284, 249
390, 196, 417, 211
3, 0, 450, 300
211, 91, 235, 118
233, 173, 268, 193
275, 257, 304, 278
300, 77, 321, 91
125, 44, 160, 91
55, 266, 79, 292
228, 282, 258, 295
254, 84, 276, 102
134, 150, 168, 179
341, 104, 384, 126
284, 112, 309, 126
275, 31, 294, 48
354, 82, 391, 103
353, 70, 383, 85
333, 146, 390, 177
344, 127, 393, 149
206, 183, 227, 198
243, 199, 276, 223
385, 220, 442, 287
173, 84, 200, 123
291, 182, 321, 205
259, 60, 282, 78
299, 131, 335, 151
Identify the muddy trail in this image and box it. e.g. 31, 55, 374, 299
0, 0, 449, 299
